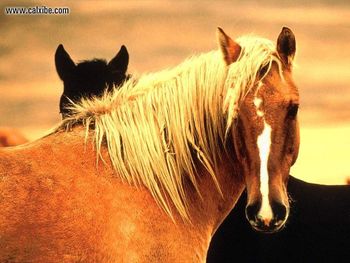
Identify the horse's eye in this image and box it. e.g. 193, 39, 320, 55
287, 103, 299, 118
259, 65, 269, 77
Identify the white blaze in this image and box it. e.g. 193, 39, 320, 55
254, 91, 273, 222
257, 121, 273, 221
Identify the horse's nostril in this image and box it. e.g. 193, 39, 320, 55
271, 201, 288, 221
245, 202, 261, 221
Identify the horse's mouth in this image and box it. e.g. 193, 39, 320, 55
248, 218, 287, 234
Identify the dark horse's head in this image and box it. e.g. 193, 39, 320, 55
55, 44, 130, 118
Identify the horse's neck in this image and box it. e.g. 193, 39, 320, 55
186, 156, 245, 232
161, 156, 245, 261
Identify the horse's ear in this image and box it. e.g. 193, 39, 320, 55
217, 27, 241, 65
277, 27, 296, 67
108, 45, 129, 73
55, 44, 75, 80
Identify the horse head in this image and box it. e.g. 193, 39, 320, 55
218, 27, 300, 233
55, 44, 130, 118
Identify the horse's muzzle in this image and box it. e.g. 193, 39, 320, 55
245, 201, 289, 233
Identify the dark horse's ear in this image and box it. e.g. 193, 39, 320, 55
217, 27, 241, 65
108, 45, 129, 73
277, 27, 296, 68
55, 44, 76, 80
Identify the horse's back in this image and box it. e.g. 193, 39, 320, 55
288, 176, 350, 223
0, 131, 118, 262
207, 176, 350, 263
0, 130, 193, 262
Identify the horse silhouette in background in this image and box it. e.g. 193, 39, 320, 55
207, 176, 350, 262
0, 45, 130, 148
55, 44, 130, 118
0, 127, 28, 147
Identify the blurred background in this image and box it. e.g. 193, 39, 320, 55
0, 0, 349, 184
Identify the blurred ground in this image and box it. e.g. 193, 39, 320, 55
0, 0, 349, 184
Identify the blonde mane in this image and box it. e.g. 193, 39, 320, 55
59, 35, 281, 221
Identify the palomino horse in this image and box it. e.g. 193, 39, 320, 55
0, 27, 299, 262
55, 44, 130, 118
54, 58, 350, 262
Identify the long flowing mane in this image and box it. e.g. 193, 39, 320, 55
59, 35, 281, 220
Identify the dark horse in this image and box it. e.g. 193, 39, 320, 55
55, 44, 130, 118
55, 42, 350, 263
207, 176, 350, 263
